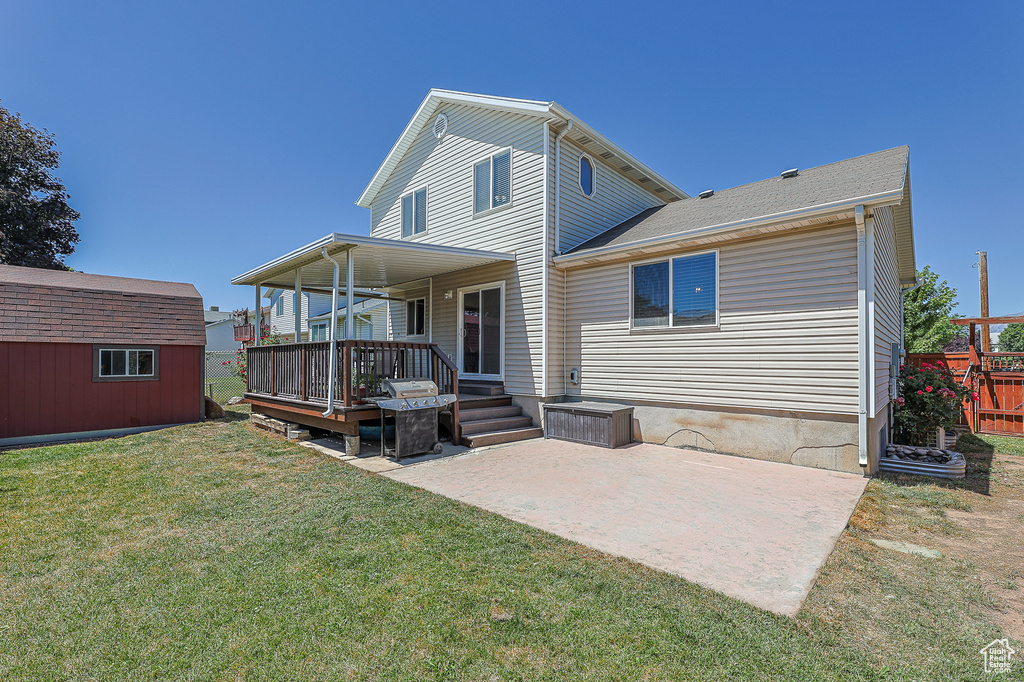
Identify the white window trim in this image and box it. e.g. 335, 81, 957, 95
406, 297, 427, 338
400, 186, 429, 239
309, 320, 329, 341
275, 293, 284, 317
472, 147, 514, 217
628, 248, 720, 331
578, 152, 597, 198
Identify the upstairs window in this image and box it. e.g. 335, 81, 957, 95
579, 154, 595, 197
406, 298, 426, 336
631, 250, 718, 329
473, 148, 512, 214
401, 187, 428, 238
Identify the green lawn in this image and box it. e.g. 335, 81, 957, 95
0, 413, 1017, 680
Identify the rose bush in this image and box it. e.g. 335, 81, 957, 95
893, 360, 975, 446
233, 326, 285, 387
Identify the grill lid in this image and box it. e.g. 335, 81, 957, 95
384, 377, 439, 398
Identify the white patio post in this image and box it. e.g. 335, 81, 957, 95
346, 249, 356, 340
294, 269, 303, 343
254, 283, 262, 346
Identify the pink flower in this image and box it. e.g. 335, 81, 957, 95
895, 397, 906, 406
972, 392, 980, 401
917, 390, 924, 395
926, 386, 933, 392
937, 361, 945, 367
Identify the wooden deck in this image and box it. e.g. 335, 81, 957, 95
244, 340, 460, 439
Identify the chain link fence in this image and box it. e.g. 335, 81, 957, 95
205, 350, 246, 404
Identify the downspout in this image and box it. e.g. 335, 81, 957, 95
322, 247, 343, 417
541, 121, 551, 398
552, 119, 572, 397
856, 206, 869, 468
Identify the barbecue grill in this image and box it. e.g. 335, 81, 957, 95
370, 378, 456, 460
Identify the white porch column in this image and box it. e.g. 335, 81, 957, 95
254, 283, 262, 346
294, 269, 303, 343
345, 248, 356, 339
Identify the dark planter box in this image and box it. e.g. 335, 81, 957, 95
543, 402, 634, 449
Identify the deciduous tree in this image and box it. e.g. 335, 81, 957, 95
903, 266, 962, 353
0, 103, 80, 270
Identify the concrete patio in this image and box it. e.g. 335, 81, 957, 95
383, 439, 868, 616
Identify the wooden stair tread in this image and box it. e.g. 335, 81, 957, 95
460, 416, 534, 435
463, 427, 544, 448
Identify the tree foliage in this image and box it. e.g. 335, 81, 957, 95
999, 323, 1024, 353
0, 103, 80, 270
903, 266, 962, 353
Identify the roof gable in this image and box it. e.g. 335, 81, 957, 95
355, 89, 687, 208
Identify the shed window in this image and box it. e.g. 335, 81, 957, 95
406, 298, 426, 336
579, 154, 595, 197
94, 346, 159, 381
631, 251, 718, 328
401, 187, 428, 238
473, 148, 512, 214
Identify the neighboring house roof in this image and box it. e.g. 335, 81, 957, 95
355, 89, 689, 208
0, 264, 206, 345
205, 309, 232, 324
559, 146, 915, 285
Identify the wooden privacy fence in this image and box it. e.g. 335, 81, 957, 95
906, 351, 1024, 436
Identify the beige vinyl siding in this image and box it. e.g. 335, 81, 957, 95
546, 136, 665, 395
556, 138, 665, 254
873, 206, 901, 413
369, 103, 546, 396
563, 222, 860, 414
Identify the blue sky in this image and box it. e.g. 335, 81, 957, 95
2, 1, 1021, 316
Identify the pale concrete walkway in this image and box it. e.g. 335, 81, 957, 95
384, 440, 867, 616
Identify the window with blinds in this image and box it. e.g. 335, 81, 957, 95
401, 187, 428, 238
473, 148, 512, 214
631, 250, 718, 329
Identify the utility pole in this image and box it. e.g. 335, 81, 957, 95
977, 250, 991, 352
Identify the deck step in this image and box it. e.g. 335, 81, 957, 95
460, 416, 534, 436
459, 382, 506, 396
460, 405, 523, 422
463, 427, 545, 448
458, 395, 513, 409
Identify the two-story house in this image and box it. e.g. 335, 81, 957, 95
233, 89, 916, 475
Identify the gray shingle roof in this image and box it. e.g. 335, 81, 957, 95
566, 146, 909, 255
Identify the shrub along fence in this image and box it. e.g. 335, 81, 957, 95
205, 350, 245, 404
906, 352, 1024, 436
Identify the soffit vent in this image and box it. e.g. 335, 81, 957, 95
698, 189, 715, 199
781, 168, 799, 178
433, 113, 449, 140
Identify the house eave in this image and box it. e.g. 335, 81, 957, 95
553, 187, 906, 268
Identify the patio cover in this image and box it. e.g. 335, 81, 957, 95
230, 233, 515, 291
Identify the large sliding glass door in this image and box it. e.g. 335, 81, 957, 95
459, 282, 503, 378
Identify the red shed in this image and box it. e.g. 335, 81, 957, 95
0, 265, 206, 445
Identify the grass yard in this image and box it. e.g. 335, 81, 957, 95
1, 412, 1021, 680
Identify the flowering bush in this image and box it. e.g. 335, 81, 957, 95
893, 360, 975, 446
233, 326, 285, 387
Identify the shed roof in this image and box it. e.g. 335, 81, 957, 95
0, 265, 206, 345
559, 146, 915, 284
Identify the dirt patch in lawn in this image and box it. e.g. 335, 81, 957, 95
803, 439, 1024, 670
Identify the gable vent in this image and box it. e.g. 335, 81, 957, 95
433, 113, 449, 140
781, 168, 799, 178
698, 189, 715, 199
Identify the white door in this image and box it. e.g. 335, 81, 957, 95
458, 282, 504, 379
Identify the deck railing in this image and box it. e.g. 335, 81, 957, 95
246, 340, 460, 438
